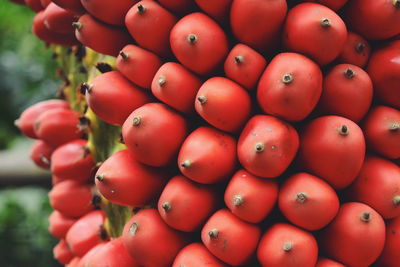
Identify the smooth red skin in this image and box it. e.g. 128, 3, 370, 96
224, 44, 267, 90
298, 115, 366, 189
40, 0, 50, 7
347, 156, 400, 219
195, 77, 252, 133
194, 0, 232, 24
77, 242, 107, 267
66, 210, 106, 257
50, 139, 95, 182
95, 149, 168, 207
257, 52, 323, 122
367, 41, 400, 109
25, 0, 44, 12
320, 202, 386, 267
52, 175, 64, 186
257, 223, 318, 267
158, 175, 219, 232
17, 99, 69, 139
170, 12, 229, 76
49, 180, 93, 218
317, 64, 373, 123
122, 209, 189, 267
53, 239, 74, 265
116, 44, 162, 89
52, 0, 85, 14
237, 115, 299, 178
75, 14, 132, 57
85, 71, 151, 126
122, 103, 189, 167
34, 109, 84, 147
363, 106, 400, 159
173, 243, 228, 267
299, 0, 348, 11
68, 257, 82, 267
177, 127, 237, 184
279, 172, 339, 231
29, 140, 54, 169
224, 169, 278, 223
344, 0, 400, 40
151, 62, 202, 114
315, 258, 346, 267
230, 0, 287, 52
158, 0, 195, 14
43, 3, 76, 34
48, 210, 77, 239
125, 0, 177, 58
80, 0, 138, 26
201, 209, 261, 266
283, 3, 347, 66
337, 32, 371, 68
377, 216, 400, 267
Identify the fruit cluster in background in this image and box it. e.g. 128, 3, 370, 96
10, 0, 400, 266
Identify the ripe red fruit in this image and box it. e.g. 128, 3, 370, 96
194, 0, 232, 24
43, 3, 77, 34
376, 216, 400, 267
77, 243, 107, 267
283, 3, 347, 66
278, 172, 339, 230
257, 223, 318, 267
29, 140, 54, 169
224, 169, 278, 223
116, 44, 162, 89
95, 149, 168, 207
170, 12, 229, 76
158, 0, 195, 14
122, 103, 189, 167
122, 209, 189, 267
300, 0, 348, 11
315, 257, 346, 267
52, 0, 85, 14
257, 52, 323, 122
173, 243, 228, 267
67, 257, 81, 267
337, 31, 371, 68
48, 210, 77, 239
53, 239, 74, 265
319, 202, 386, 267
178, 127, 237, 184
158, 175, 219, 232
85, 71, 151, 126
201, 209, 261, 266
151, 62, 202, 114
298, 115, 366, 189
25, 0, 45, 12
317, 64, 373, 122
195, 77, 251, 133
125, 0, 177, 58
237, 115, 299, 178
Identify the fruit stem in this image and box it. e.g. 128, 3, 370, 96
344, 68, 356, 79
96, 174, 105, 182
360, 212, 371, 222
119, 51, 129, 60
180, 160, 191, 168
355, 43, 366, 54
233, 195, 244, 206
255, 142, 265, 153
283, 242, 293, 252
282, 73, 293, 84
158, 76, 167, 86
132, 116, 141, 126
339, 125, 349, 136
197, 96, 207, 105
234, 55, 244, 64
320, 18, 331, 28
81, 82, 93, 93
389, 122, 400, 132
296, 192, 308, 203
187, 34, 198, 44
95, 62, 112, 73
393, 195, 400, 206
208, 228, 219, 239
129, 222, 139, 236
137, 4, 146, 14
72, 22, 82, 30
162, 202, 171, 212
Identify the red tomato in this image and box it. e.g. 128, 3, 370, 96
337, 31, 371, 68
195, 0, 232, 24
52, 0, 85, 14
158, 0, 196, 14
377, 216, 400, 267
173, 243, 227, 267
29, 140, 54, 169
43, 3, 77, 34
315, 257, 346, 267
53, 239, 74, 265
48, 210, 77, 239
257, 223, 318, 267
299, 0, 348, 11
257, 52, 323, 121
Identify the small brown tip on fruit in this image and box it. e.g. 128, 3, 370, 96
161, 202, 171, 212
82, 82, 93, 93
129, 222, 139, 236
137, 4, 146, 14
233, 195, 244, 206
95, 174, 105, 182
296, 192, 308, 203
389, 122, 400, 132
339, 125, 349, 136
158, 76, 167, 86
208, 228, 219, 239
92, 195, 102, 206
100, 225, 108, 240
180, 160, 191, 168
393, 0, 400, 8
344, 68, 356, 79
282, 73, 293, 84
234, 55, 244, 64
132, 116, 141, 126
187, 34, 198, 44
360, 212, 371, 222
255, 142, 265, 153
96, 62, 112, 73
355, 42, 366, 54
78, 116, 90, 132
283, 242, 293, 252
72, 22, 82, 30
393, 195, 400, 206
14, 119, 20, 128
197, 95, 207, 104
119, 51, 129, 60
320, 18, 331, 28
40, 156, 50, 166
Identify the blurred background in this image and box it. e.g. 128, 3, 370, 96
0, 0, 62, 266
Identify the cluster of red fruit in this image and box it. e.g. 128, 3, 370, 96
12, 0, 400, 266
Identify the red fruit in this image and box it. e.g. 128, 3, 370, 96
52, 175, 64, 186
73, 14, 132, 57
195, 77, 251, 133
299, 0, 348, 11
66, 210, 107, 257
116, 44, 162, 89
278, 172, 340, 230
317, 64, 373, 122
52, 0, 85, 14
337, 31, 371, 68
125, 0, 177, 58
48, 210, 77, 239
122, 209, 189, 267
201, 209, 261, 266
257, 223, 318, 267
80, 0, 138, 26
237, 115, 299, 178
34, 109, 84, 147
320, 202, 386, 267
344, 0, 400, 40
170, 12, 229, 76
224, 44, 267, 90
151, 62, 202, 114
158, 175, 218, 232
298, 115, 366, 189
377, 216, 400, 267
283, 3, 347, 66
194, 0, 232, 24
40, 0, 50, 8
315, 258, 346, 267
16, 99, 69, 139
173, 243, 228, 267
367, 40, 400, 109
230, 0, 287, 52
224, 169, 278, 223
25, 0, 45, 12
50, 139, 95, 183
95, 149, 168, 207
68, 257, 82, 267
158, 0, 195, 14
49, 180, 94, 218
77, 243, 107, 267
85, 71, 151, 126
178, 127, 237, 184
257, 52, 323, 122
29, 140, 54, 169
363, 106, 400, 159
53, 239, 74, 265
122, 103, 189, 167
43, 3, 77, 34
